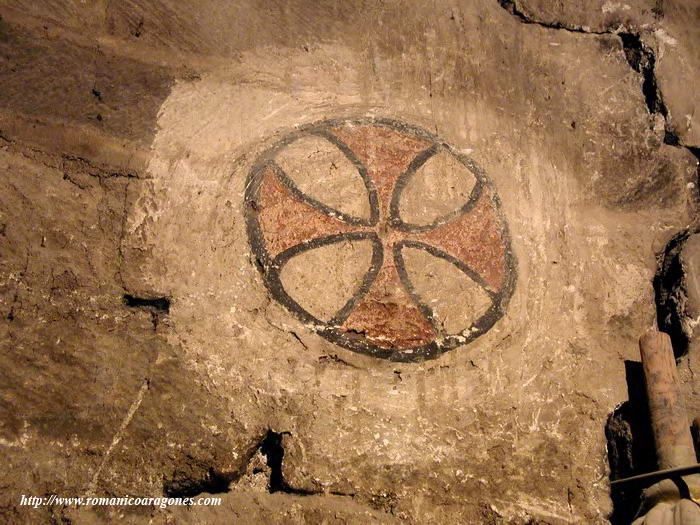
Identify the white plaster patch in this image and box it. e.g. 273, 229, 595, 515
602, 2, 631, 13
654, 28, 678, 46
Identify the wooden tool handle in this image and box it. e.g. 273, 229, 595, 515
640, 331, 696, 470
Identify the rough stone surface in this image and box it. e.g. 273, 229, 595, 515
506, 0, 700, 149
0, 1, 698, 524
677, 234, 700, 456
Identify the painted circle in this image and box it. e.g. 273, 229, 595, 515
244, 117, 516, 362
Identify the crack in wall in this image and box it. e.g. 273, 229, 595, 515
260, 294, 313, 352
318, 354, 359, 368
617, 33, 665, 118
498, 0, 609, 34
0, 132, 141, 182
290, 331, 308, 350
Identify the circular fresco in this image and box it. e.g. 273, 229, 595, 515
244, 117, 516, 362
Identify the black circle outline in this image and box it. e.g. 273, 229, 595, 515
259, 131, 379, 227
244, 117, 517, 362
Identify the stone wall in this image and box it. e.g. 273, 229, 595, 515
0, 1, 698, 523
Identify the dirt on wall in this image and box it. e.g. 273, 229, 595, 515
0, 1, 698, 524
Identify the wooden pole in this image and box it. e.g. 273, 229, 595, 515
639, 331, 696, 470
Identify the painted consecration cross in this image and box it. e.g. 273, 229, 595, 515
245, 118, 516, 362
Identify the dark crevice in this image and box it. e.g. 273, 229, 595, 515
687, 146, 700, 161
123, 294, 171, 330
260, 430, 315, 495
496, 0, 529, 24
619, 33, 666, 118
290, 331, 308, 350
606, 361, 657, 525
318, 354, 358, 368
122, 294, 170, 313
345, 328, 366, 338
253, 256, 265, 274
664, 130, 681, 146
496, 0, 604, 33
653, 230, 698, 358
686, 146, 700, 192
